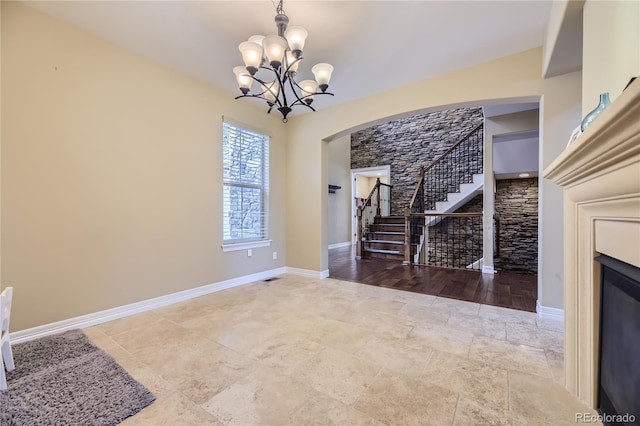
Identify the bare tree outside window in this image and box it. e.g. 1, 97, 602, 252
222, 123, 269, 242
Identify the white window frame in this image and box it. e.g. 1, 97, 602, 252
221, 121, 271, 252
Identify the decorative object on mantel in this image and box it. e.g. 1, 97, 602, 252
232, 0, 334, 123
566, 125, 582, 148
328, 184, 341, 194
624, 76, 637, 91
580, 92, 611, 132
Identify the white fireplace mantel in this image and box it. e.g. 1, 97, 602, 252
544, 78, 640, 408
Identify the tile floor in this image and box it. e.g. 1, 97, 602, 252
83, 274, 596, 425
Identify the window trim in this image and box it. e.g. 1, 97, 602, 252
221, 119, 270, 246
221, 239, 272, 252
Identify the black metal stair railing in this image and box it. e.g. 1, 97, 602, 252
356, 178, 392, 259
423, 123, 483, 210
422, 212, 483, 270
403, 122, 484, 267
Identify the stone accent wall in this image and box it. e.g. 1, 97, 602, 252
426, 194, 483, 269
494, 178, 538, 274
351, 108, 484, 215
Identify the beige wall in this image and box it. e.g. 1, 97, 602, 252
1, 2, 287, 331
327, 135, 351, 246
539, 71, 582, 310
582, 0, 640, 115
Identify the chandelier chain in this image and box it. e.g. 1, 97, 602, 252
272, 0, 285, 15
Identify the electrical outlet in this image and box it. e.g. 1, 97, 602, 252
273, 251, 277, 260
247, 249, 252, 257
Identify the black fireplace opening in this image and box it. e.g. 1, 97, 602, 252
596, 255, 640, 426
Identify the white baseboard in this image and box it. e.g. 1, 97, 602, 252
328, 242, 352, 250
285, 267, 330, 279
482, 265, 495, 274
536, 300, 564, 322
10, 267, 287, 344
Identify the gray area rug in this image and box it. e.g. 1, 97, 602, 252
0, 329, 155, 426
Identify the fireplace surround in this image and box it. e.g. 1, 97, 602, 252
544, 78, 640, 408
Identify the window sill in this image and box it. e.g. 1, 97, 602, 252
222, 240, 272, 252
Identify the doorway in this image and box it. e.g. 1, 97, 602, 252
350, 165, 391, 244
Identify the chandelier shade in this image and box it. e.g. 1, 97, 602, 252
233, 0, 334, 122
238, 41, 263, 75
284, 26, 308, 55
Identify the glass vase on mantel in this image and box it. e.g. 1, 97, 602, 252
581, 92, 611, 131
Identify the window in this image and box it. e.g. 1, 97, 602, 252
222, 121, 269, 247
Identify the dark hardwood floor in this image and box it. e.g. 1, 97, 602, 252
329, 245, 537, 312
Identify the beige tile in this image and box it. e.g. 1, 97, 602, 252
293, 347, 381, 405
208, 319, 280, 353
478, 304, 536, 324
373, 287, 436, 306
201, 366, 317, 426
247, 331, 324, 374
506, 321, 564, 353
354, 370, 458, 426
469, 336, 552, 378
398, 303, 451, 325
79, 277, 594, 426
317, 290, 366, 307
509, 371, 596, 425
152, 299, 220, 324
447, 312, 507, 340
135, 339, 255, 404
356, 296, 407, 315
177, 307, 244, 336
354, 335, 434, 377
289, 393, 385, 426
331, 280, 383, 296
89, 335, 142, 372
424, 350, 508, 411
120, 390, 221, 426
319, 301, 370, 323
109, 319, 199, 355
231, 299, 293, 325
356, 310, 416, 340
316, 320, 377, 353
453, 397, 529, 426
271, 314, 349, 344
536, 317, 564, 332
124, 362, 177, 398
431, 296, 481, 316
545, 349, 564, 385
410, 322, 474, 357
82, 325, 109, 341
97, 311, 162, 337
197, 286, 259, 309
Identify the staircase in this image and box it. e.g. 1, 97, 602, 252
362, 216, 420, 260
357, 123, 484, 266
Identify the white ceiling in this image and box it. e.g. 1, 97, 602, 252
24, 1, 553, 114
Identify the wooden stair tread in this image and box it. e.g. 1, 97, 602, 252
365, 240, 403, 245
363, 248, 402, 255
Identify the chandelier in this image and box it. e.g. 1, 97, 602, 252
233, 0, 334, 123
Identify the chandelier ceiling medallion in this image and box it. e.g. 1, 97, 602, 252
233, 0, 334, 122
